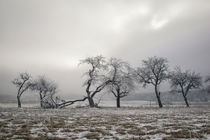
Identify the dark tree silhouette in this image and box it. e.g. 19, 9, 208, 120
108, 58, 135, 108
169, 67, 202, 107
135, 56, 168, 108
80, 55, 111, 107
12, 72, 32, 108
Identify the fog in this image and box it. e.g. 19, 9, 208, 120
0, 0, 210, 101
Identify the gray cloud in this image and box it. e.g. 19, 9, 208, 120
0, 0, 210, 100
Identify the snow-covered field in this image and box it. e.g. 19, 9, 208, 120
0, 106, 210, 140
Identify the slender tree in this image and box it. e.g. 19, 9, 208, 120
108, 58, 135, 108
135, 56, 168, 108
80, 55, 111, 107
12, 72, 32, 108
169, 67, 202, 107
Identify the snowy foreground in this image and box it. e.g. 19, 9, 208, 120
0, 106, 210, 140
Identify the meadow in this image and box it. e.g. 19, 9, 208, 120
0, 105, 210, 140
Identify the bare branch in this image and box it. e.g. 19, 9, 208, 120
58, 97, 88, 108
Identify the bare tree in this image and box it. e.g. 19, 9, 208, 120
31, 76, 58, 108
169, 67, 202, 107
108, 58, 135, 108
43, 81, 58, 108
80, 55, 111, 107
205, 76, 210, 93
135, 56, 168, 108
12, 72, 32, 108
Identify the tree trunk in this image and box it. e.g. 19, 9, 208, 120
155, 85, 163, 108
182, 94, 190, 107
39, 92, 43, 108
17, 95, 21, 108
116, 96, 120, 108
88, 96, 95, 108
156, 95, 163, 108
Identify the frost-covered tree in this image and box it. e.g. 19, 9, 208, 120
80, 55, 111, 107
169, 67, 202, 107
108, 58, 135, 108
31, 76, 58, 108
135, 56, 168, 108
12, 72, 32, 108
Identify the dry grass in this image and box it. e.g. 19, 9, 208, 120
84, 132, 100, 140
0, 106, 209, 139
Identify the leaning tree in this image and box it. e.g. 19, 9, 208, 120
12, 72, 32, 108
135, 56, 168, 108
169, 67, 202, 107
107, 58, 135, 108
80, 55, 111, 107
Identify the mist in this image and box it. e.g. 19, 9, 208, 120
0, 0, 210, 101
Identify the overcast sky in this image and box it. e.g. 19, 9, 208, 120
0, 0, 210, 100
